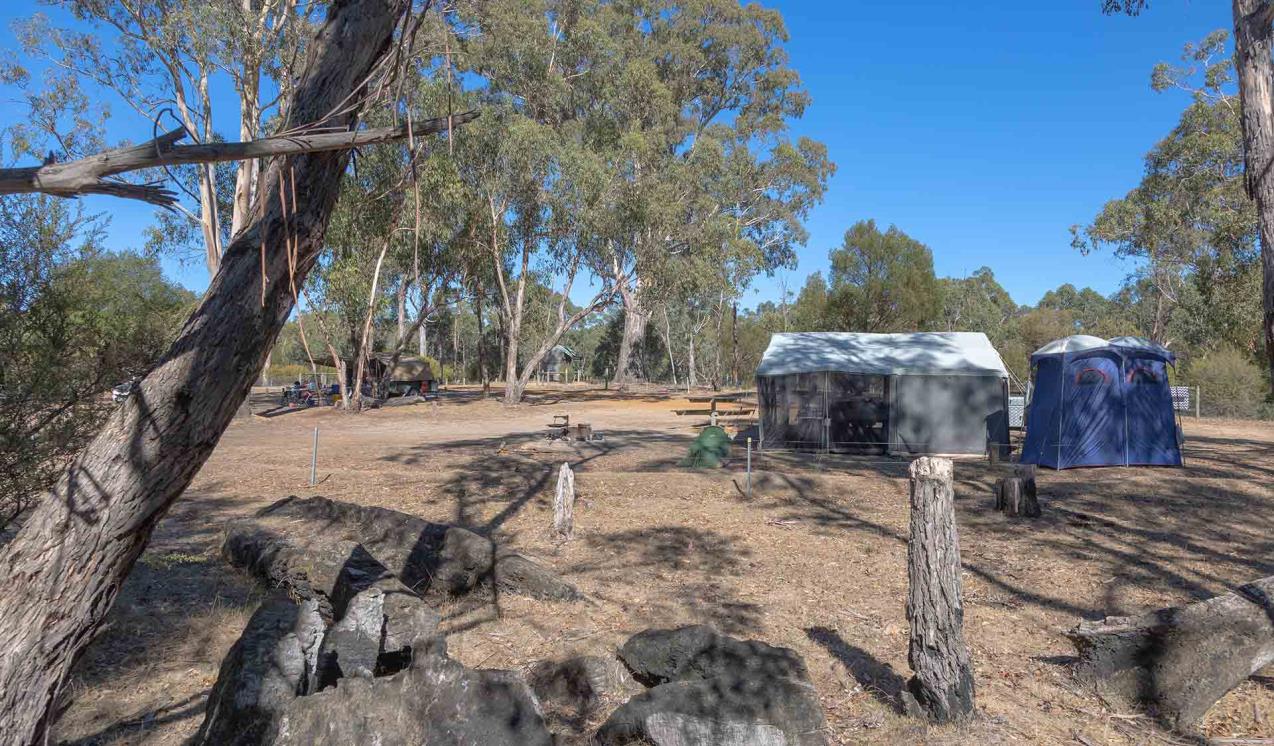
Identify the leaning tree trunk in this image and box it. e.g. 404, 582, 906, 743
613, 280, 647, 385
1233, 0, 1274, 398
903, 456, 976, 723
0, 2, 408, 741
1066, 574, 1274, 731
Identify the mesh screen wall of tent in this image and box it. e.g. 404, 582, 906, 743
755, 333, 1011, 456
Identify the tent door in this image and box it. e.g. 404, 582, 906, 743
1123, 357, 1182, 466
826, 372, 889, 454
1060, 354, 1125, 467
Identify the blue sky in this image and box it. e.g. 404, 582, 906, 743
1, 1, 1229, 309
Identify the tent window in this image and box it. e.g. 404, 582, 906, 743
1127, 365, 1160, 384
1074, 367, 1109, 386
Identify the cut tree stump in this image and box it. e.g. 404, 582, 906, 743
1066, 574, 1274, 731
994, 464, 1039, 517
902, 457, 976, 723
553, 462, 575, 540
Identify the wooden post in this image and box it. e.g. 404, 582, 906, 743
993, 463, 1039, 517
553, 462, 575, 540
903, 456, 975, 723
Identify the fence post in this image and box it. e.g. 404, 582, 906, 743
553, 462, 575, 539
746, 437, 752, 499
309, 427, 319, 487
1195, 386, 1201, 419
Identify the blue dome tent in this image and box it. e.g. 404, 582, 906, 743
1021, 335, 1182, 469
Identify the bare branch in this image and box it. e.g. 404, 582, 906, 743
0, 111, 480, 206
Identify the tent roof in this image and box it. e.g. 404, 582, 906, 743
756, 332, 1009, 378
1031, 335, 1174, 362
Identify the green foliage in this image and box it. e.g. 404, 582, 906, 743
1073, 32, 1258, 350
825, 220, 940, 332
1185, 346, 1267, 418
0, 195, 193, 527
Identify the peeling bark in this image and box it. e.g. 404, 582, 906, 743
903, 457, 975, 723
0, 2, 419, 741
1233, 0, 1274, 397
613, 280, 647, 385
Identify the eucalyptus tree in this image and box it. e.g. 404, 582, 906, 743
1073, 32, 1259, 350
19, 0, 311, 275
589, 0, 832, 383
1107, 2, 1274, 394
824, 219, 942, 333
0, 2, 448, 738
452, 3, 631, 403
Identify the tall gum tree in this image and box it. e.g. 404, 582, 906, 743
20, 0, 310, 276
1108, 0, 1274, 395
0, 1, 430, 740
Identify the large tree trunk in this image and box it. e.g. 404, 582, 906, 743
730, 301, 740, 387
0, 2, 409, 742
503, 318, 522, 404
660, 306, 677, 386
903, 456, 976, 723
1233, 0, 1274, 398
613, 280, 647, 385
686, 330, 697, 389
1066, 574, 1274, 731
475, 283, 488, 393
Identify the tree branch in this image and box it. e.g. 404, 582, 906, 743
0, 111, 479, 206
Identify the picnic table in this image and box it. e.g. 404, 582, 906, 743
676, 392, 755, 427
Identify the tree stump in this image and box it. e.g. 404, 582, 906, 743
903, 456, 976, 723
994, 464, 1039, 517
553, 462, 575, 540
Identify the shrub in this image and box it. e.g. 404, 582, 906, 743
1186, 346, 1266, 419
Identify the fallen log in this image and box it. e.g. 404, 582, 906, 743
1065, 574, 1274, 730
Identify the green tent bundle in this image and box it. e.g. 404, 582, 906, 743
680, 426, 731, 468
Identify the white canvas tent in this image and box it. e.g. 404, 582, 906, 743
756, 332, 1010, 455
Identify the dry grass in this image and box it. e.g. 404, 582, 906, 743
49, 384, 1274, 745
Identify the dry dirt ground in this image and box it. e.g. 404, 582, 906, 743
49, 384, 1274, 745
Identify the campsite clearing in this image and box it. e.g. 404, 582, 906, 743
50, 384, 1274, 745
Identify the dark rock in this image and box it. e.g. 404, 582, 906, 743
496, 551, 584, 602
193, 594, 325, 745
596, 674, 828, 746
230, 496, 579, 602
223, 523, 390, 622
275, 653, 553, 745
600, 626, 828, 745
529, 655, 642, 720
618, 625, 810, 686
316, 587, 384, 689
379, 582, 443, 660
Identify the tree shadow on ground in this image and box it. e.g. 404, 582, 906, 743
753, 426, 1274, 623
805, 626, 905, 711
571, 525, 762, 636
59, 692, 206, 746
378, 428, 695, 536
52, 485, 262, 743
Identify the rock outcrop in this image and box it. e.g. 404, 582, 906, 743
599, 625, 827, 746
